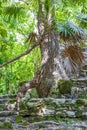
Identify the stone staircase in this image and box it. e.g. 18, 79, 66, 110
18, 78, 87, 130
0, 78, 87, 130
0, 94, 17, 115
0, 94, 18, 129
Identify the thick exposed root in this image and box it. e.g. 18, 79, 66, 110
16, 79, 38, 110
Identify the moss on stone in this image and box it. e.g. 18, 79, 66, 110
49, 86, 59, 98
4, 121, 13, 129
19, 110, 28, 116
15, 116, 23, 123
38, 123, 46, 128
19, 100, 27, 110
75, 110, 82, 118
22, 120, 29, 126
79, 91, 87, 98
58, 80, 74, 94
76, 99, 84, 105
27, 102, 34, 108
47, 116, 53, 121
0, 122, 3, 128
30, 88, 38, 98
82, 65, 87, 70
0, 107, 4, 111
29, 116, 46, 123
76, 99, 87, 106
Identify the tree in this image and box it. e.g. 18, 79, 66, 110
0, 0, 87, 100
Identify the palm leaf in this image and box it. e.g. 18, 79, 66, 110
76, 13, 87, 29
76, 13, 87, 22
62, 45, 84, 74
58, 21, 87, 43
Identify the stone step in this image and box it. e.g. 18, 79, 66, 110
0, 94, 16, 99
0, 116, 15, 122
0, 118, 87, 130
0, 102, 16, 111
0, 94, 16, 111
0, 98, 16, 104
72, 77, 87, 82
13, 120, 87, 130
50, 78, 87, 99
0, 110, 17, 116
19, 98, 87, 119
57, 86, 87, 99
0, 104, 7, 111
71, 87, 87, 99
0, 94, 87, 130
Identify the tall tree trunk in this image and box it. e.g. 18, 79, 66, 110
36, 0, 59, 97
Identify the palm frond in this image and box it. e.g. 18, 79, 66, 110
58, 21, 87, 43
76, 13, 87, 23
62, 45, 84, 74
76, 13, 87, 29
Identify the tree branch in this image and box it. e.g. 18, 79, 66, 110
0, 43, 39, 68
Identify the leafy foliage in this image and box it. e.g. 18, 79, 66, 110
76, 13, 87, 28
4, 5, 24, 20
0, 0, 87, 95
58, 21, 87, 43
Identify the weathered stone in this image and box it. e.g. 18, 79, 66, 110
0, 71, 87, 130
0, 94, 16, 99
0, 111, 16, 116
49, 78, 87, 99
22, 120, 29, 126
19, 97, 87, 119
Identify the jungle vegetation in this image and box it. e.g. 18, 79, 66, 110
0, 0, 87, 96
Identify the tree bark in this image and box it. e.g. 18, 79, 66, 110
16, 0, 67, 103
35, 0, 59, 97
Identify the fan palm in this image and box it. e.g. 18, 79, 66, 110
58, 21, 87, 74
58, 21, 87, 43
